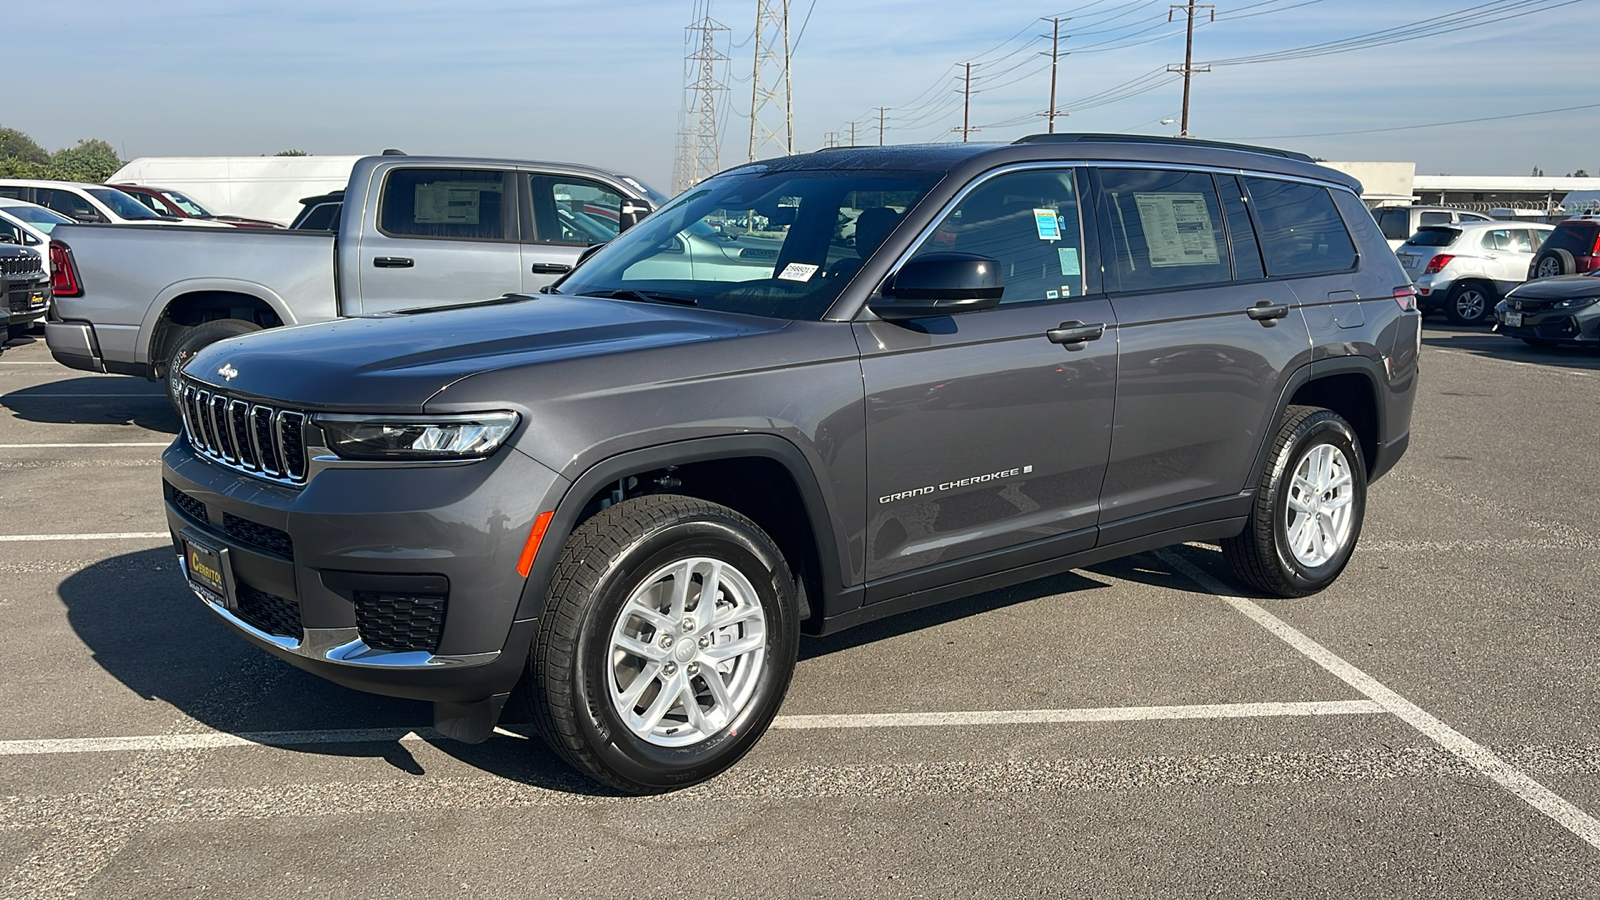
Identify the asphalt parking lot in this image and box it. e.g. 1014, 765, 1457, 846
2, 323, 1598, 899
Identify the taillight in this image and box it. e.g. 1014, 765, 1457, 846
1393, 286, 1417, 311
1422, 254, 1454, 275
1591, 231, 1600, 256
49, 241, 82, 297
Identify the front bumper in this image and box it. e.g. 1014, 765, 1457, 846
163, 437, 567, 703
7, 280, 49, 329
1494, 302, 1600, 344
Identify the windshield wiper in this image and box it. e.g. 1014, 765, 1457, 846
594, 289, 699, 307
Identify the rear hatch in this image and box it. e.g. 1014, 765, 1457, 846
1396, 226, 1461, 280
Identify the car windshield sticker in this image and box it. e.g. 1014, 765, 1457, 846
1034, 208, 1061, 241
415, 183, 492, 225
1057, 247, 1081, 276
778, 262, 820, 282
1133, 192, 1220, 267
1046, 289, 1060, 299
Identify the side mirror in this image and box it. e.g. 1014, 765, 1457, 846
619, 199, 652, 232
869, 253, 1005, 320
72, 212, 100, 224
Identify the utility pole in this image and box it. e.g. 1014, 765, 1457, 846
1166, 0, 1213, 138
952, 63, 980, 142
822, 131, 839, 148
876, 106, 889, 145
1038, 17, 1070, 133
685, 14, 730, 183
749, 0, 795, 161
848, 121, 857, 146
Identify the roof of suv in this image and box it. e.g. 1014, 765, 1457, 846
722, 133, 1362, 193
1407, 220, 1554, 236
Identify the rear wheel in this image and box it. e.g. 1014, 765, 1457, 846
1533, 249, 1574, 279
1223, 406, 1367, 598
1445, 281, 1495, 325
528, 494, 799, 794
163, 318, 261, 412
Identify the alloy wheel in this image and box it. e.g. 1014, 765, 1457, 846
1283, 443, 1356, 568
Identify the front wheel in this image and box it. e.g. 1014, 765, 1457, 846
1223, 406, 1367, 597
528, 494, 799, 793
1445, 281, 1495, 325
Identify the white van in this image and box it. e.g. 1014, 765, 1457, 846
105, 155, 363, 227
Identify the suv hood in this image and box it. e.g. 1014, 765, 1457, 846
1507, 274, 1600, 303
182, 295, 786, 412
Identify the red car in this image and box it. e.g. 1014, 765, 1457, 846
109, 184, 284, 228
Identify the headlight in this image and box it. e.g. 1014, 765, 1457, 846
1552, 296, 1600, 310
315, 411, 519, 460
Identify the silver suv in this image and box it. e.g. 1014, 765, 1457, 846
1397, 221, 1554, 325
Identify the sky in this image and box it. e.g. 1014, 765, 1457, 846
13, 0, 1599, 193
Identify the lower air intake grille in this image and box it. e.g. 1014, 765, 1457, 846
236, 583, 302, 639
164, 481, 208, 524
221, 513, 294, 559
353, 591, 446, 653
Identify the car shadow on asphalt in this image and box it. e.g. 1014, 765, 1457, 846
2, 378, 181, 433
58, 547, 622, 796
1422, 322, 1600, 372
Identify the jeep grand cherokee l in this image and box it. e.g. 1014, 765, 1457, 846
162, 134, 1418, 793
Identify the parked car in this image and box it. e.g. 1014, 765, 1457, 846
288, 190, 342, 230
111, 184, 284, 228
1494, 271, 1600, 347
0, 180, 227, 228
1373, 205, 1494, 251
1527, 216, 1600, 279
0, 244, 50, 340
1395, 221, 1554, 325
162, 133, 1418, 793
0, 199, 74, 274
45, 155, 664, 406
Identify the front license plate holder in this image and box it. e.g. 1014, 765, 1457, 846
1504, 311, 1523, 327
182, 530, 236, 610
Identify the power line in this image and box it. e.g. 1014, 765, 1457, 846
1236, 101, 1600, 140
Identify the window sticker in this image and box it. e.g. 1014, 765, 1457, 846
1057, 247, 1081, 276
1059, 285, 1072, 298
1033, 208, 1061, 241
415, 183, 489, 225
1046, 289, 1060, 300
778, 262, 820, 282
1133, 192, 1220, 267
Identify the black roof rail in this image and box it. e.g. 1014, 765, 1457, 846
1012, 133, 1315, 164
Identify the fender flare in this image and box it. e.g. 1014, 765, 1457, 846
139, 278, 298, 364
1246, 355, 1388, 491
512, 434, 851, 624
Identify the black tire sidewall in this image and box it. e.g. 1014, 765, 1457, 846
568, 516, 796, 791
165, 319, 261, 408
1267, 414, 1367, 593
1447, 282, 1492, 324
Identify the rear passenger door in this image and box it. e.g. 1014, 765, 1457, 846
1094, 167, 1311, 528
520, 174, 624, 292
355, 166, 522, 315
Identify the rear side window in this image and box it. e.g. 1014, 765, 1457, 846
1242, 178, 1357, 277
1100, 168, 1230, 292
379, 168, 509, 241
1217, 175, 1264, 281
296, 202, 340, 231
1541, 224, 1600, 256
1375, 208, 1411, 241
1408, 227, 1459, 248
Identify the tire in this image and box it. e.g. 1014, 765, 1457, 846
163, 318, 261, 412
1223, 405, 1367, 598
1533, 249, 1575, 279
528, 494, 799, 794
1444, 281, 1495, 326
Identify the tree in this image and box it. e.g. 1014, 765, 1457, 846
0, 127, 49, 165
1569, 169, 1590, 178
47, 138, 123, 182
1531, 166, 1544, 177
274, 149, 309, 156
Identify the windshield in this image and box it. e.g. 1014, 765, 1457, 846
1405, 227, 1459, 248
159, 190, 211, 217
558, 168, 943, 320
1, 205, 72, 234
85, 188, 163, 220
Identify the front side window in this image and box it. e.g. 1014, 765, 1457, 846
1243, 178, 1357, 277
909, 168, 1085, 304
85, 188, 162, 220
124, 191, 167, 215
557, 168, 941, 321
160, 190, 211, 217
0, 220, 22, 244
1101, 168, 1230, 292
537, 177, 623, 245
379, 168, 508, 241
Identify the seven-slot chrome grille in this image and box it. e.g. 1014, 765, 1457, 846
0, 254, 43, 277
178, 380, 309, 485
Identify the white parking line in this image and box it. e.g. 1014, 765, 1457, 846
1428, 345, 1600, 378
0, 443, 169, 449
0, 532, 168, 543
0, 361, 62, 365
0, 700, 1384, 757
1156, 547, 1600, 852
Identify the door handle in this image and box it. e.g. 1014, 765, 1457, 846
1045, 321, 1106, 349
373, 257, 414, 269
1246, 301, 1289, 321
529, 262, 573, 275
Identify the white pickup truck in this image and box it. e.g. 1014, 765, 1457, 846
46, 154, 663, 403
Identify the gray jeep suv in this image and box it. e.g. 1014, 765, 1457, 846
161, 134, 1418, 793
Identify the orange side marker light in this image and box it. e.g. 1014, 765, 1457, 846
516, 511, 556, 578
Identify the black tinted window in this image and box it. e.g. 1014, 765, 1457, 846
1407, 227, 1459, 248
1243, 178, 1357, 276
915, 168, 1085, 304
297, 202, 340, 231
1419, 211, 1451, 226
1101, 168, 1230, 292
1376, 208, 1411, 241
1218, 175, 1264, 281
533, 176, 623, 246
379, 168, 508, 240
1542, 224, 1598, 256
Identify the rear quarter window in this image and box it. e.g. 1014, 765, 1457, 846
1242, 178, 1357, 277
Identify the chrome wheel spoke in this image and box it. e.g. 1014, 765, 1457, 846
1283, 440, 1356, 569
693, 560, 722, 632
635, 671, 686, 733
700, 667, 734, 711
666, 560, 693, 621
618, 662, 662, 709
615, 633, 666, 663
703, 633, 763, 662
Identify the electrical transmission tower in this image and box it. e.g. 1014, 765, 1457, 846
683, 14, 730, 185
748, 0, 794, 161
1166, 0, 1213, 138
